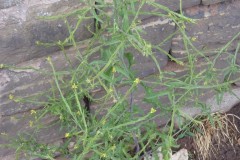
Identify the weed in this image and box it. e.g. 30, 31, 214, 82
2, 0, 240, 160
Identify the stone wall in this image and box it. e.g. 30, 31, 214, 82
0, 0, 240, 159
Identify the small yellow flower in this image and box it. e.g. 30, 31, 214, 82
191, 37, 197, 41
30, 110, 37, 115
65, 133, 70, 138
150, 108, 157, 114
71, 83, 78, 90
46, 56, 51, 62
109, 88, 113, 93
9, 94, 14, 100
131, 22, 137, 29
0, 64, 4, 69
74, 145, 79, 150
101, 153, 107, 158
76, 111, 80, 115
181, 25, 186, 29
178, 61, 184, 66
102, 119, 106, 125
112, 67, 116, 73
134, 78, 140, 84
111, 144, 116, 150
29, 121, 33, 127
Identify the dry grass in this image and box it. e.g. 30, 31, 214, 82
192, 113, 240, 160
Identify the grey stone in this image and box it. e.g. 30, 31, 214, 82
0, 45, 85, 116
100, 0, 200, 24
171, 0, 240, 60
0, 0, 94, 65
0, 0, 23, 9
140, 0, 200, 18
202, 0, 229, 5
181, 86, 240, 118
0, 112, 64, 158
127, 16, 175, 78
91, 53, 232, 126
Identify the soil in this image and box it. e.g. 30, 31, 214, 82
177, 103, 240, 160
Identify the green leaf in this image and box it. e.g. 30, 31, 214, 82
115, 65, 130, 78
100, 72, 113, 83
145, 89, 170, 100
124, 52, 134, 68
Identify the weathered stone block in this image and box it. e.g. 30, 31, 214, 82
0, 0, 94, 65
127, 16, 175, 77
171, 1, 240, 60
140, 0, 200, 17
202, 0, 227, 5
0, 112, 64, 158
91, 53, 232, 126
0, 45, 86, 116
101, 0, 200, 22
0, 0, 23, 9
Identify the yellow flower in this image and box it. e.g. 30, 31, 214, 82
150, 108, 157, 114
109, 88, 113, 93
0, 64, 4, 69
178, 61, 184, 66
74, 145, 79, 150
29, 121, 33, 127
112, 67, 116, 73
46, 56, 51, 62
9, 94, 14, 100
191, 37, 197, 41
111, 144, 116, 150
101, 153, 107, 158
30, 110, 37, 115
71, 83, 78, 90
65, 133, 70, 138
102, 119, 106, 125
134, 78, 140, 84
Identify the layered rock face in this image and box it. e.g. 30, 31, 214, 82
0, 0, 240, 159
